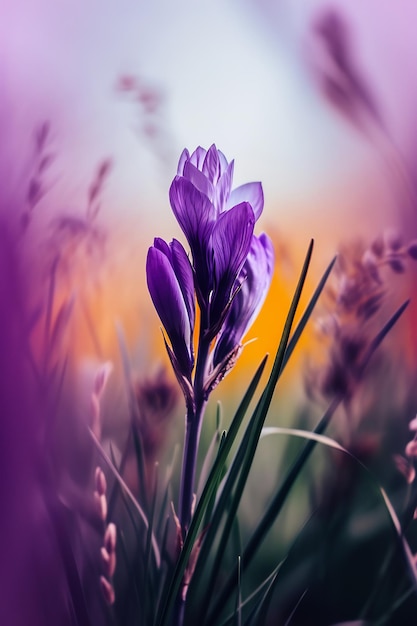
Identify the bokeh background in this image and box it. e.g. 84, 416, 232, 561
3, 0, 417, 358
2, 0, 417, 624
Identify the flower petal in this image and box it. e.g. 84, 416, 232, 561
171, 238, 195, 332
177, 148, 190, 175
189, 146, 207, 169
217, 148, 229, 174
183, 161, 214, 201
228, 182, 264, 220
146, 245, 193, 377
170, 176, 215, 246
211, 202, 255, 285
202, 144, 220, 184
214, 160, 234, 213
209, 202, 255, 326
213, 232, 274, 366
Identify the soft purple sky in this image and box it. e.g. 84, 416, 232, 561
1, 0, 417, 246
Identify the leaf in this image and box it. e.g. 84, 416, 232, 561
199, 240, 314, 622
259, 426, 417, 590
208, 299, 409, 622
155, 354, 268, 626
220, 562, 285, 626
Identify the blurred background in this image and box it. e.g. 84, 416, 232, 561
2, 0, 417, 623
3, 0, 417, 358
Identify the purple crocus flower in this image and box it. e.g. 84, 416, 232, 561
146, 237, 195, 381
169, 144, 264, 335
213, 233, 274, 369
147, 144, 275, 545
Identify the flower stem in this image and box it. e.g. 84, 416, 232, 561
175, 329, 210, 626
178, 329, 210, 533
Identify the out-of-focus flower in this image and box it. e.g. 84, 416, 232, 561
169, 144, 263, 336
213, 233, 274, 370
394, 454, 416, 484
306, 231, 416, 443
311, 9, 384, 134
146, 237, 195, 381
134, 367, 179, 471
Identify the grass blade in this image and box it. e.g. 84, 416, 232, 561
155, 354, 268, 626
234, 556, 242, 626
201, 240, 314, 622
282, 255, 337, 370
209, 299, 409, 621
257, 425, 417, 590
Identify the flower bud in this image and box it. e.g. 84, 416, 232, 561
100, 576, 115, 605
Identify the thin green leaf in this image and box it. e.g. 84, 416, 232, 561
220, 562, 285, 626
282, 255, 337, 370
283, 588, 309, 626
234, 556, 242, 626
258, 426, 417, 589
245, 565, 282, 626
202, 240, 314, 623
197, 403, 223, 498
156, 445, 179, 541
143, 464, 159, 623
156, 354, 268, 626
359, 299, 409, 374
209, 299, 409, 621
203, 431, 227, 529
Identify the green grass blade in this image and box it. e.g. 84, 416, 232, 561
256, 425, 417, 590
155, 354, 268, 626
220, 562, 285, 626
203, 430, 227, 529
143, 464, 159, 623
197, 403, 223, 498
247, 566, 286, 626
156, 445, 179, 541
283, 588, 309, 626
209, 299, 409, 620
234, 556, 242, 626
201, 240, 314, 622
282, 255, 337, 370
359, 299, 409, 374
244, 299, 410, 570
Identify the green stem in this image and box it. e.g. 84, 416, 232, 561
175, 322, 211, 626
178, 316, 210, 531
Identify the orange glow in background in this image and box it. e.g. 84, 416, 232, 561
2, 0, 417, 409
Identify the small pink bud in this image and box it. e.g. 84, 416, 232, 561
94, 492, 107, 522
104, 522, 117, 554
100, 576, 115, 605
101, 546, 117, 578
90, 393, 101, 437
94, 362, 113, 397
405, 439, 417, 458
393, 454, 415, 484
95, 467, 107, 496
